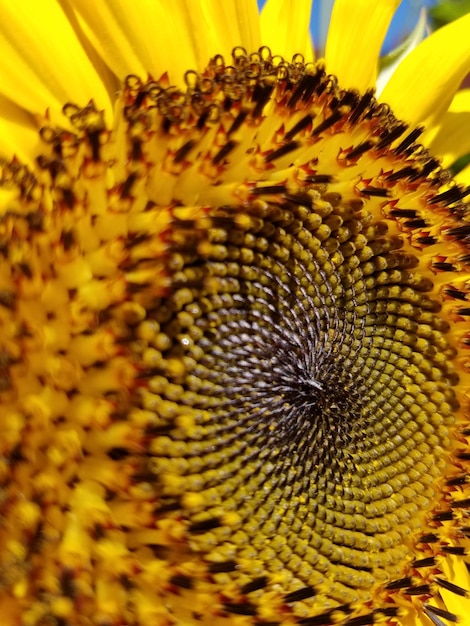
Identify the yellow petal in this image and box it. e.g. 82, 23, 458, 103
176, 0, 261, 69
424, 89, 470, 168
456, 162, 470, 186
67, 0, 198, 82
376, 7, 428, 96
68, 0, 258, 84
380, 11, 470, 129
0, 95, 38, 163
325, 0, 400, 91
0, 0, 112, 120
260, 0, 313, 62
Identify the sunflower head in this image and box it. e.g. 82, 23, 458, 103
1, 3, 470, 626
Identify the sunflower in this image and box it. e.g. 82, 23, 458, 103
2, 0, 470, 625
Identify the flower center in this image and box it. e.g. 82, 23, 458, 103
148, 182, 455, 614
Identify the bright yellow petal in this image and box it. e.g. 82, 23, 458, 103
260, 0, 313, 62
67, 0, 199, 83
456, 162, 470, 186
376, 7, 428, 96
424, 89, 470, 167
324, 0, 400, 91
175, 0, 261, 71
380, 11, 470, 129
0, 95, 38, 162
0, 0, 112, 120
68, 0, 259, 84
